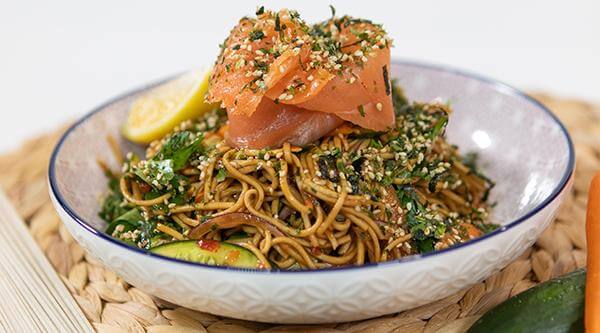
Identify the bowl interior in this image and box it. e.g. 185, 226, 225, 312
51, 61, 573, 243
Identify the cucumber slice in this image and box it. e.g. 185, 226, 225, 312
468, 269, 585, 333
150, 240, 262, 269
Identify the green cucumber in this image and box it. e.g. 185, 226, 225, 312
150, 240, 262, 269
468, 269, 585, 333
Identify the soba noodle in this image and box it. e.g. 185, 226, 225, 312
100, 84, 496, 269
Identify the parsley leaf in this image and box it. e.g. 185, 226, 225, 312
155, 131, 202, 170
415, 238, 435, 253
106, 208, 143, 234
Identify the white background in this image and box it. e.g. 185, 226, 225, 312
0, 0, 598, 152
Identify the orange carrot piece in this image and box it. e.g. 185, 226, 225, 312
586, 170, 600, 333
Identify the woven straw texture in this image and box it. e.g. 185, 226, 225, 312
0, 94, 598, 333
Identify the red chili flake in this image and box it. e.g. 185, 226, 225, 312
311, 247, 322, 255
197, 239, 220, 252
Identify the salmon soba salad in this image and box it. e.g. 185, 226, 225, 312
99, 7, 498, 269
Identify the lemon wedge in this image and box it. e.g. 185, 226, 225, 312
123, 67, 215, 144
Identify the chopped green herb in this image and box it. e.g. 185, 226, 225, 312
106, 208, 143, 236
134, 159, 175, 189
370, 139, 383, 149
274, 14, 281, 32
249, 29, 265, 41
430, 116, 448, 139
358, 105, 365, 117
415, 238, 435, 253
215, 168, 227, 182
383, 65, 391, 96
154, 131, 203, 170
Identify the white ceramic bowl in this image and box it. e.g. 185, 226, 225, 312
49, 60, 574, 324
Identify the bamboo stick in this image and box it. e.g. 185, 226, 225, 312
0, 190, 93, 332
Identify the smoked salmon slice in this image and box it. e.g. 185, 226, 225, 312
208, 8, 394, 148
226, 98, 344, 149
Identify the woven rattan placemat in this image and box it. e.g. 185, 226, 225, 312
0, 94, 598, 333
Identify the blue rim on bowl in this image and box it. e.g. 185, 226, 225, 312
48, 59, 575, 273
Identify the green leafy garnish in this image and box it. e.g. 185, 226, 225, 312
415, 238, 435, 253
134, 131, 202, 189
99, 172, 128, 223
106, 208, 144, 235
396, 186, 443, 253
370, 139, 383, 149
430, 115, 448, 139
215, 168, 227, 183
275, 14, 281, 32
249, 29, 265, 41
155, 131, 202, 170
105, 208, 164, 249
358, 105, 365, 117
134, 159, 175, 189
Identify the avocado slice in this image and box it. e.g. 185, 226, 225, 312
150, 240, 262, 269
